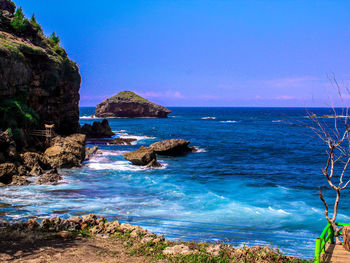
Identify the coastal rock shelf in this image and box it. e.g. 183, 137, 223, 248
95, 91, 171, 118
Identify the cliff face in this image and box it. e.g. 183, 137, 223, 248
95, 91, 171, 118
0, 0, 81, 135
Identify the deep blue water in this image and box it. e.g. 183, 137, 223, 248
1, 107, 350, 258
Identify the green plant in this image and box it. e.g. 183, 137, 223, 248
0, 92, 39, 131
49, 32, 60, 46
10, 7, 27, 33
30, 13, 43, 32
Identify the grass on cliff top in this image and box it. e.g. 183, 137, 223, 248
109, 91, 150, 104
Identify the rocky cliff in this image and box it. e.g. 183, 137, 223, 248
95, 91, 171, 118
0, 0, 81, 135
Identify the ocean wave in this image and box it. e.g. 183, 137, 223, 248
220, 120, 237, 123
80, 115, 96, 119
119, 135, 156, 140
99, 150, 128, 156
87, 160, 168, 171
272, 120, 283, 123
193, 147, 207, 153
201, 117, 216, 120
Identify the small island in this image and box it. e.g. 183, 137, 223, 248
95, 91, 171, 118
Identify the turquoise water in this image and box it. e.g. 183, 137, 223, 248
1, 107, 350, 258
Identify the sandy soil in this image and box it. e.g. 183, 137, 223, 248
0, 233, 151, 263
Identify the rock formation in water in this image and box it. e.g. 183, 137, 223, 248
150, 139, 196, 155
0, 0, 81, 136
123, 146, 161, 167
95, 91, 171, 118
80, 119, 115, 138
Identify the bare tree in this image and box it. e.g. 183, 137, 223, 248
306, 76, 350, 244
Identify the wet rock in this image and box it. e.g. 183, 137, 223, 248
44, 134, 86, 168
109, 138, 137, 145
123, 146, 158, 166
150, 139, 192, 155
85, 146, 99, 160
95, 91, 171, 118
29, 163, 44, 176
35, 169, 62, 185
10, 175, 30, 186
163, 244, 192, 255
146, 159, 162, 168
80, 119, 115, 138
0, 162, 16, 184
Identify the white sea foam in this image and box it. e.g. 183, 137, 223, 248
193, 147, 207, 153
99, 150, 128, 156
119, 135, 156, 140
272, 120, 283, 123
220, 120, 237, 123
268, 206, 291, 215
87, 159, 168, 171
201, 117, 216, 120
80, 115, 96, 119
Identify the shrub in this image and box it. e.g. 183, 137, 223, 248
0, 92, 39, 131
10, 7, 26, 33
30, 13, 43, 32
49, 32, 60, 46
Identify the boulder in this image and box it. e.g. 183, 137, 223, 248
44, 134, 86, 168
163, 244, 192, 255
29, 163, 44, 176
80, 119, 115, 138
95, 91, 171, 118
10, 175, 30, 186
109, 138, 137, 145
35, 169, 62, 185
150, 139, 193, 155
123, 146, 159, 166
85, 146, 99, 160
0, 162, 16, 184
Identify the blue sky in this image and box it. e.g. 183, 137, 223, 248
17, 0, 350, 106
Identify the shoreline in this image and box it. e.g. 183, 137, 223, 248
0, 215, 310, 263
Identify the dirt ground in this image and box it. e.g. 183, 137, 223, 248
0, 233, 151, 263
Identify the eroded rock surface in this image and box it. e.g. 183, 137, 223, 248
123, 146, 160, 166
44, 134, 86, 168
150, 139, 193, 155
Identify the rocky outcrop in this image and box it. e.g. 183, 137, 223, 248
85, 146, 99, 160
109, 138, 137, 145
123, 146, 160, 166
0, 0, 81, 135
150, 139, 194, 155
0, 130, 17, 162
44, 134, 86, 168
95, 91, 171, 118
80, 119, 114, 138
35, 168, 62, 185
0, 162, 17, 184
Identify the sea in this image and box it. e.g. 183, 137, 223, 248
1, 107, 350, 258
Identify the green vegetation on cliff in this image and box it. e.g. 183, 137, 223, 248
109, 91, 150, 104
